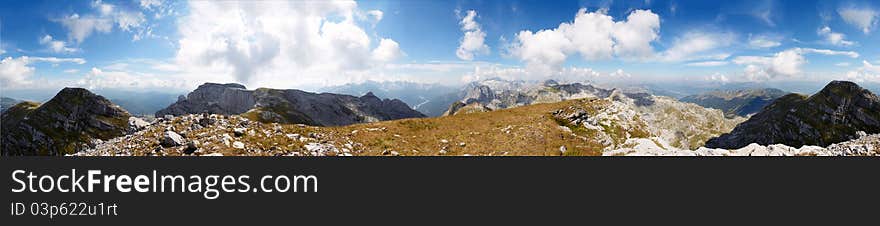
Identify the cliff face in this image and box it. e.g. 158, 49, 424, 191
155, 83, 425, 126
705, 81, 880, 149
1, 88, 131, 155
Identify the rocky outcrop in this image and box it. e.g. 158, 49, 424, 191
443, 79, 615, 115
551, 91, 745, 150
706, 81, 880, 149
680, 88, 788, 118
155, 83, 425, 126
1, 88, 131, 155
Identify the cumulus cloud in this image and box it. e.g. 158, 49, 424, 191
55, 0, 148, 43
372, 38, 404, 62
733, 48, 859, 81
747, 34, 781, 48
838, 7, 878, 33
508, 8, 660, 72
845, 61, 880, 82
56, 13, 113, 44
660, 31, 734, 62
174, 1, 403, 89
817, 26, 855, 46
0, 56, 85, 88
39, 35, 80, 53
455, 10, 489, 61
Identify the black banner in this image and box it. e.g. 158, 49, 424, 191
2, 157, 879, 225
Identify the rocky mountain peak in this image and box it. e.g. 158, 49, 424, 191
705, 80, 880, 149
1, 88, 131, 155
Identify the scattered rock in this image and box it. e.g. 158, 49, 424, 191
128, 117, 150, 133
161, 131, 185, 147
232, 141, 245, 149
233, 128, 246, 137
183, 140, 200, 154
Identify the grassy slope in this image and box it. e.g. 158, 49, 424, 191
320, 98, 608, 156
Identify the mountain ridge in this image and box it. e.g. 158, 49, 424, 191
705, 81, 880, 149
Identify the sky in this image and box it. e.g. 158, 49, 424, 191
1, 0, 879, 96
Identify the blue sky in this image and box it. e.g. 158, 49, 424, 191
1, 0, 878, 96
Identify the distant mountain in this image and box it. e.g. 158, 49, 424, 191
1, 88, 132, 155
443, 79, 615, 116
1, 97, 22, 113
705, 81, 880, 149
319, 81, 460, 117
679, 88, 789, 118
156, 83, 425, 126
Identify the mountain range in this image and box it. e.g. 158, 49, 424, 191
679, 88, 789, 118
2, 79, 878, 156
319, 81, 460, 117
156, 83, 425, 126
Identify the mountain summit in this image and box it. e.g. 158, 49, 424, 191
155, 83, 425, 126
1, 88, 132, 155
705, 81, 880, 149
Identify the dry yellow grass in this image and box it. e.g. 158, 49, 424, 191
313, 98, 609, 156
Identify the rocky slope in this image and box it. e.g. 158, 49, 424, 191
443, 79, 745, 149
679, 88, 788, 118
1, 88, 133, 155
155, 83, 426, 126
705, 81, 880, 149
443, 79, 613, 116
606, 132, 879, 156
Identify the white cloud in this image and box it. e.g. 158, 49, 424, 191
55, 0, 148, 43
0, 56, 85, 88
39, 35, 80, 53
817, 26, 855, 46
660, 31, 734, 62
835, 62, 851, 67
56, 13, 113, 44
686, 61, 729, 67
367, 10, 383, 22
64, 69, 80, 73
733, 48, 859, 81
845, 61, 880, 82
508, 8, 660, 72
372, 38, 403, 62
707, 72, 730, 83
174, 1, 403, 89
838, 7, 878, 33
456, 10, 489, 61
0, 57, 36, 87
747, 34, 781, 48
76, 67, 187, 91
139, 0, 162, 10
0, 48, 6, 55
